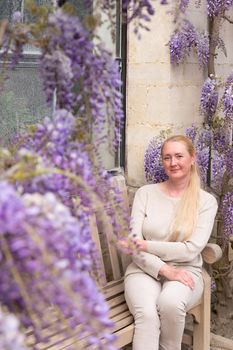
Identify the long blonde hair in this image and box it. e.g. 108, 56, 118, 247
161, 135, 201, 242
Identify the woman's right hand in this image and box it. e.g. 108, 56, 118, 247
159, 264, 195, 290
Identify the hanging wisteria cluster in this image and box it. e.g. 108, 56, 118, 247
169, 0, 233, 67
179, 0, 190, 13
200, 73, 233, 126
16, 109, 102, 209
223, 72, 233, 124
186, 118, 232, 203
186, 125, 212, 183
221, 192, 233, 244
170, 19, 209, 67
206, 0, 233, 17
200, 77, 219, 124
0, 11, 26, 69
144, 135, 168, 183
121, 0, 155, 23
39, 10, 124, 149
101, 0, 155, 23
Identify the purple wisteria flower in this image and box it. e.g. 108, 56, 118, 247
40, 10, 124, 149
185, 124, 232, 193
179, 0, 190, 13
10, 107, 130, 268
0, 182, 115, 349
213, 127, 227, 152
102, 0, 155, 23
0, 21, 27, 69
170, 20, 209, 68
206, 0, 233, 17
212, 151, 226, 191
12, 11, 22, 23
196, 147, 210, 183
225, 146, 233, 177
182, 19, 197, 48
185, 126, 211, 183
223, 72, 233, 123
200, 77, 218, 124
185, 124, 198, 143
121, 0, 155, 22
196, 33, 209, 67
144, 136, 168, 183
41, 50, 74, 111
0, 182, 26, 235
170, 31, 187, 64
17, 109, 105, 211
211, 127, 230, 190
221, 192, 233, 246
170, 20, 196, 65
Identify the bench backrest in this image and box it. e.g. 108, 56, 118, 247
91, 175, 131, 283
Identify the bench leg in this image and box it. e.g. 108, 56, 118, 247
193, 270, 211, 350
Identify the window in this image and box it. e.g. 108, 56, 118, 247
0, 1, 52, 145
0, 0, 125, 169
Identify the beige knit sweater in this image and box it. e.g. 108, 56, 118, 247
125, 183, 218, 279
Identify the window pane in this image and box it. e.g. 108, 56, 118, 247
24, 0, 52, 24
0, 57, 50, 146
0, 0, 22, 21
0, 0, 53, 22
67, 0, 90, 20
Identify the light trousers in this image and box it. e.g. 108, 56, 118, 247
124, 270, 204, 350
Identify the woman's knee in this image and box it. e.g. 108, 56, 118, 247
157, 295, 186, 319
134, 305, 158, 325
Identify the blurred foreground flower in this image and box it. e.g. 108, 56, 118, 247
0, 308, 27, 350
0, 182, 115, 349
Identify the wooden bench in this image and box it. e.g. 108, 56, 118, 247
26, 174, 222, 350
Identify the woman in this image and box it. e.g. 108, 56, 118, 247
122, 135, 218, 350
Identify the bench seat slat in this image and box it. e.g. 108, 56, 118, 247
112, 314, 134, 332
107, 293, 125, 307
102, 278, 124, 291
109, 303, 129, 318
103, 284, 124, 298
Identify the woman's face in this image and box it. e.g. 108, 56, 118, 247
162, 141, 195, 182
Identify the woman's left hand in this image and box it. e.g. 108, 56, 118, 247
134, 238, 147, 251
118, 237, 147, 252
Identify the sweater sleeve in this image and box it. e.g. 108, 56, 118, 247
130, 187, 166, 277
146, 194, 218, 262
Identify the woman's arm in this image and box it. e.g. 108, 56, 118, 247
132, 251, 166, 279
159, 264, 195, 289
140, 195, 218, 262
125, 187, 166, 278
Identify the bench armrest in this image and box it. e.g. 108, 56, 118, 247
201, 243, 222, 264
